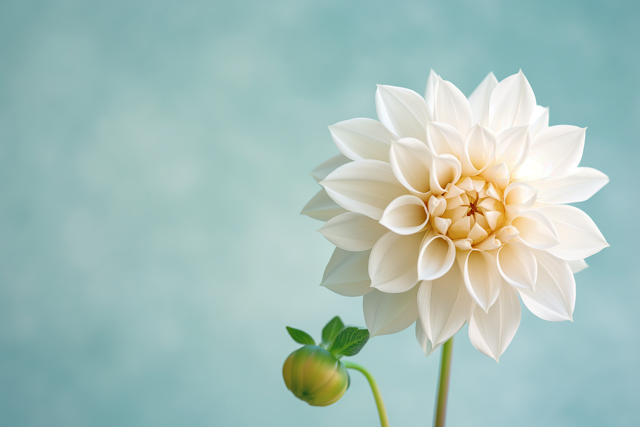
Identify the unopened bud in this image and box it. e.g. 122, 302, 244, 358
282, 345, 349, 406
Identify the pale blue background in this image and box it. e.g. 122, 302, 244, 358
0, 1, 637, 426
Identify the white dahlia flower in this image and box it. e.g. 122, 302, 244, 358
302, 70, 609, 361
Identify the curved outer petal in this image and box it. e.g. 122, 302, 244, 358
418, 230, 456, 280
430, 154, 462, 196
416, 320, 442, 357
301, 188, 348, 221
321, 160, 409, 220
424, 69, 438, 119
329, 118, 395, 162
319, 212, 388, 251
567, 259, 588, 274
518, 250, 575, 321
468, 72, 498, 126
469, 281, 521, 361
376, 85, 429, 141
497, 242, 537, 290
426, 122, 464, 158
379, 195, 430, 235
418, 265, 473, 346
517, 125, 586, 180
433, 77, 473, 138
530, 167, 609, 204
321, 248, 373, 297
529, 105, 549, 138
496, 125, 531, 172
504, 182, 538, 213
369, 231, 423, 293
364, 287, 419, 336
310, 154, 351, 182
489, 70, 536, 134
538, 205, 609, 260
462, 125, 497, 176
389, 137, 433, 195
459, 250, 502, 312
511, 209, 559, 249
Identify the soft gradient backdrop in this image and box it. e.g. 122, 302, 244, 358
0, 1, 637, 426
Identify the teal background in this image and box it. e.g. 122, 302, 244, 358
0, 1, 637, 426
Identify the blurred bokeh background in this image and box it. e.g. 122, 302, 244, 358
0, 0, 637, 426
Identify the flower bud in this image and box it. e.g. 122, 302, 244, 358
282, 345, 349, 406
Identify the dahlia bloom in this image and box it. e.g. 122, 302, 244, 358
302, 70, 609, 361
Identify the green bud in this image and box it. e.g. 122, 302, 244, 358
282, 345, 349, 406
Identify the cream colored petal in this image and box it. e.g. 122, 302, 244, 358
424, 69, 439, 119
468, 72, 498, 125
497, 242, 537, 290
426, 122, 464, 158
518, 250, 575, 321
511, 209, 559, 249
469, 282, 521, 361
321, 248, 373, 297
496, 125, 531, 172
319, 212, 388, 251
567, 259, 588, 274
529, 105, 549, 138
433, 77, 473, 138
538, 205, 609, 260
310, 154, 351, 183
462, 125, 497, 176
418, 265, 473, 346
481, 162, 510, 190
379, 195, 430, 235
504, 182, 537, 212
460, 250, 502, 312
300, 188, 348, 221
376, 85, 429, 140
517, 125, 586, 180
389, 137, 433, 194
430, 154, 462, 195
329, 118, 395, 162
530, 167, 609, 204
321, 160, 408, 220
418, 231, 456, 280
489, 70, 536, 133
416, 320, 442, 357
369, 231, 423, 293
364, 287, 419, 336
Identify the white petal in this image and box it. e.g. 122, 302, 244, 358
389, 137, 433, 194
538, 205, 609, 260
462, 125, 497, 176
364, 287, 419, 336
430, 154, 462, 195
511, 209, 559, 249
376, 85, 429, 140
517, 125, 586, 180
416, 320, 442, 357
418, 231, 456, 280
504, 182, 537, 212
530, 167, 609, 204
321, 248, 373, 297
321, 160, 408, 220
497, 242, 537, 290
489, 70, 536, 133
424, 69, 438, 119
379, 195, 430, 235
567, 259, 588, 274
300, 188, 348, 221
433, 77, 473, 138
369, 231, 423, 293
519, 250, 575, 321
469, 282, 521, 361
460, 250, 502, 312
319, 212, 388, 251
418, 265, 473, 346
496, 125, 531, 172
310, 154, 351, 182
329, 118, 395, 162
468, 72, 498, 125
481, 162, 510, 190
529, 105, 549, 138
426, 122, 464, 158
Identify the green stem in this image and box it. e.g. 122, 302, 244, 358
343, 361, 389, 427
433, 338, 454, 427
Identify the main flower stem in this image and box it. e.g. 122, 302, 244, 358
433, 338, 454, 427
343, 361, 389, 427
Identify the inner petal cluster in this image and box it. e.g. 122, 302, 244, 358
428, 177, 506, 248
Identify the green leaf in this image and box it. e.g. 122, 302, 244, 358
321, 316, 345, 347
286, 327, 315, 345
329, 327, 370, 357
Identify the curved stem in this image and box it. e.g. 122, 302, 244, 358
433, 338, 454, 427
343, 361, 389, 427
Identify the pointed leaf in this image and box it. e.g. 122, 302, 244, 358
329, 327, 370, 357
286, 327, 315, 345
321, 316, 345, 347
